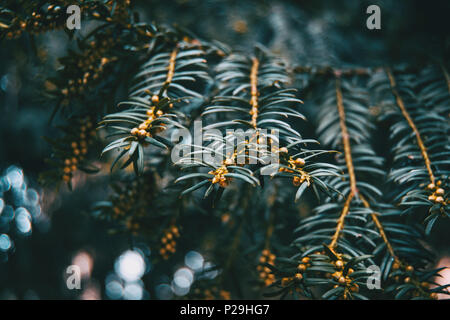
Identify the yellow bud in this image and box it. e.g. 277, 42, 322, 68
294, 158, 305, 166
131, 128, 139, 135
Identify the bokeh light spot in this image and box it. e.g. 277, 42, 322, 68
114, 250, 146, 282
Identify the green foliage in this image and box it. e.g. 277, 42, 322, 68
1, 0, 449, 300
370, 69, 449, 233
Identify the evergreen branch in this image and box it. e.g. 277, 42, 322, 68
176, 47, 332, 201
100, 41, 212, 175
327, 78, 358, 250
386, 68, 436, 185
371, 67, 449, 233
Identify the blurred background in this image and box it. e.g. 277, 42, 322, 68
0, 0, 449, 299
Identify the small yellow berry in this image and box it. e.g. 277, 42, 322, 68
293, 176, 301, 187
294, 158, 305, 166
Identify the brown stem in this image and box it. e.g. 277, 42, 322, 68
250, 57, 260, 128
165, 48, 178, 85
329, 192, 355, 249
336, 78, 358, 195
330, 78, 398, 260
329, 77, 359, 249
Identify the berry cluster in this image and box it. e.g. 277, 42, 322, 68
294, 256, 312, 282
389, 262, 438, 299
328, 258, 359, 294
427, 181, 446, 204
3, 4, 66, 39
277, 250, 361, 299
209, 166, 231, 188
277, 147, 309, 186
279, 255, 313, 288
59, 34, 121, 102
130, 95, 167, 139
2, 0, 133, 39
108, 177, 154, 235
257, 249, 276, 286
159, 225, 180, 260
62, 118, 95, 182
